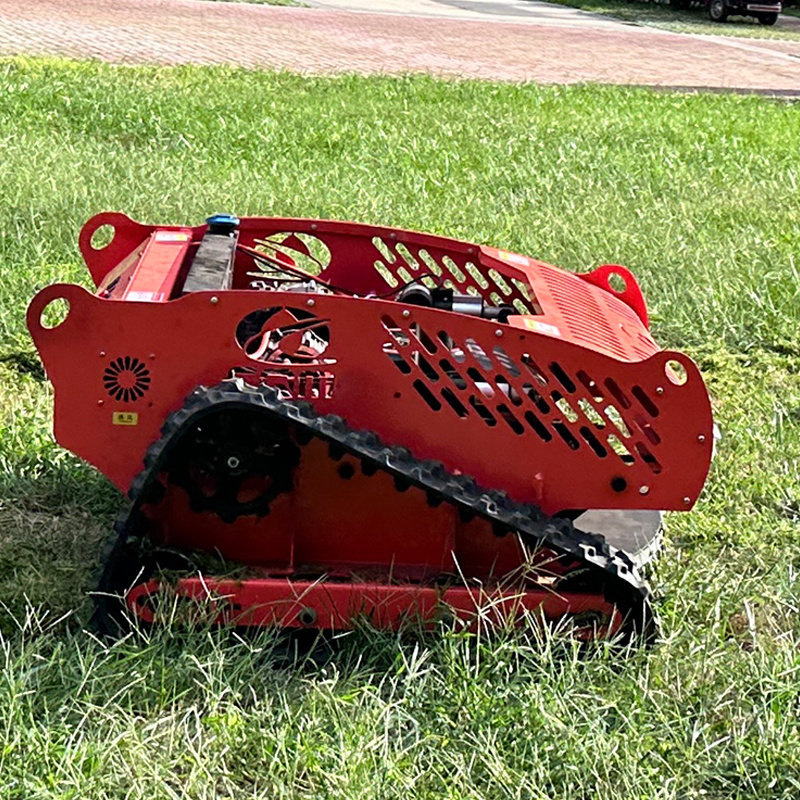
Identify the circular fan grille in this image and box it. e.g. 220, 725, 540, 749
103, 356, 151, 402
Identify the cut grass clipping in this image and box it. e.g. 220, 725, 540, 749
1, 57, 800, 798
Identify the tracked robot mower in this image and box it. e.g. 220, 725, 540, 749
28, 213, 714, 642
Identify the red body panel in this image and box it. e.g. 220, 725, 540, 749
29, 213, 713, 516
127, 577, 623, 637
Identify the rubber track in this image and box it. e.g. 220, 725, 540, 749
99, 378, 656, 641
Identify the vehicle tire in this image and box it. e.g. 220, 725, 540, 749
758, 11, 779, 23
708, 0, 729, 20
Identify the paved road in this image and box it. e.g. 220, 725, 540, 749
305, 0, 627, 27
0, 0, 798, 93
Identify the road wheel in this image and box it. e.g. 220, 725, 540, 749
709, 0, 729, 20
758, 11, 778, 24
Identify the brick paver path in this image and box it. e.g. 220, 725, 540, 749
1, 0, 799, 93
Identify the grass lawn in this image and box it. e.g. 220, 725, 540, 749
2, 57, 800, 798
542, 0, 800, 40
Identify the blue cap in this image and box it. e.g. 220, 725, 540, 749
206, 213, 240, 234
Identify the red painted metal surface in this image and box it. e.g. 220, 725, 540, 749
126, 576, 622, 637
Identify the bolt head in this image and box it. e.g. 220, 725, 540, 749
402, 309, 411, 318
639, 485, 650, 495
698, 434, 705, 443
99, 351, 106, 357
683, 497, 691, 505
307, 298, 315, 307
495, 329, 503, 337
655, 387, 664, 395
210, 296, 219, 305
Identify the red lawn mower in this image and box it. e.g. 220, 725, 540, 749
28, 212, 714, 642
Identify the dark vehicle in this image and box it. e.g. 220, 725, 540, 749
671, 0, 781, 24
708, 0, 781, 23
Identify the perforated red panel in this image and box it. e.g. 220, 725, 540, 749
379, 312, 664, 476
30, 213, 713, 517
30, 286, 713, 516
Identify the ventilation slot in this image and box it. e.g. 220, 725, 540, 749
522, 355, 548, 386
411, 324, 438, 355
413, 379, 441, 411
442, 256, 467, 283
372, 237, 396, 263
441, 387, 468, 417
417, 353, 439, 382
487, 269, 512, 295
578, 399, 606, 428
493, 347, 521, 377
552, 393, 579, 424
382, 315, 407, 346
395, 243, 419, 270
579, 426, 607, 457
418, 249, 442, 277
456, 260, 484, 288
389, 354, 411, 375
604, 405, 631, 438
503, 376, 522, 406
605, 378, 631, 409
468, 368, 494, 398
103, 356, 151, 403
497, 404, 524, 435
524, 411, 552, 441
634, 414, 660, 445
439, 358, 465, 389
632, 385, 659, 417
523, 384, 550, 414
470, 396, 497, 426
550, 362, 576, 393
635, 442, 662, 473
553, 421, 579, 450
608, 435, 634, 465
396, 266, 414, 285
375, 262, 398, 287
511, 300, 526, 314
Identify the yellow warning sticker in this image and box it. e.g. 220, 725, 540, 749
154, 231, 190, 243
496, 250, 530, 268
112, 412, 139, 426
524, 319, 562, 338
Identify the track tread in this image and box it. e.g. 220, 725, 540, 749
96, 378, 656, 641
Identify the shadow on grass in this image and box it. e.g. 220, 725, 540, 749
0, 351, 45, 381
